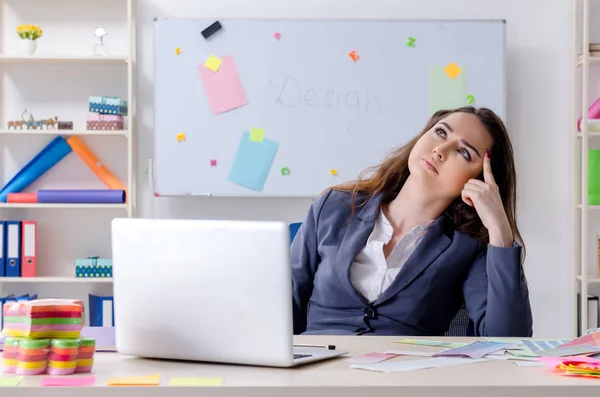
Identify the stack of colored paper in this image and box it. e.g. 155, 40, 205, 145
1, 336, 22, 373
541, 356, 600, 378
1, 299, 85, 338
16, 339, 50, 375
1, 336, 96, 375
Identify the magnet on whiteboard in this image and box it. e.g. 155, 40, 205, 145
202, 21, 222, 39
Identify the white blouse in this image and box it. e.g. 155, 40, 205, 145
349, 208, 431, 303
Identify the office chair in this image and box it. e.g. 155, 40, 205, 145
288, 222, 473, 337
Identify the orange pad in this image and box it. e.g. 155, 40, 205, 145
66, 136, 127, 202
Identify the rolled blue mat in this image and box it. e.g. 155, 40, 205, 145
37, 189, 126, 204
0, 136, 72, 202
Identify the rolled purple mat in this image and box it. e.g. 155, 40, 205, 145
37, 190, 126, 204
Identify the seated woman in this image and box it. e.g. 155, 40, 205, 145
291, 106, 533, 337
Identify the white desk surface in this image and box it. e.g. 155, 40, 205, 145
1, 336, 599, 397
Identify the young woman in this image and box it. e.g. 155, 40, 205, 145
291, 106, 533, 337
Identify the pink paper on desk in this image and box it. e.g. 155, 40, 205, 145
197, 55, 248, 114
348, 352, 397, 364
42, 376, 96, 387
539, 356, 600, 367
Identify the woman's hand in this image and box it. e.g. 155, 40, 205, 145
461, 152, 514, 247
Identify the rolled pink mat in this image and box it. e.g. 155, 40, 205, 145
6, 192, 38, 203
16, 367, 46, 375
47, 366, 75, 375
75, 366, 93, 373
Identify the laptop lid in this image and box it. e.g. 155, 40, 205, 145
111, 218, 295, 367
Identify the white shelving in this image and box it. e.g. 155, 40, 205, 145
0, 277, 113, 283
0, 129, 130, 136
0, 55, 128, 64
573, 0, 600, 336
0, 0, 136, 288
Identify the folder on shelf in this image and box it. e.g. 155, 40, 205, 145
89, 294, 114, 327
5, 221, 21, 277
578, 293, 600, 336
21, 221, 37, 278
0, 136, 72, 202
0, 294, 16, 330
0, 221, 6, 278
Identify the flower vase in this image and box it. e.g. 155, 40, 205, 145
21, 40, 37, 56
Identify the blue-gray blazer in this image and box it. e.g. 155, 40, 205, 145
291, 189, 533, 337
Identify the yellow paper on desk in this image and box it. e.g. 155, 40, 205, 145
0, 376, 23, 387
107, 373, 160, 386
170, 377, 223, 386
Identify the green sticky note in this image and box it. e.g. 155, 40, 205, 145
0, 376, 23, 387
429, 65, 467, 116
249, 128, 265, 142
170, 377, 223, 386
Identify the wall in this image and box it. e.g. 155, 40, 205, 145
0, 0, 585, 338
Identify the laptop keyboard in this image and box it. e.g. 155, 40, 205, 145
294, 354, 312, 359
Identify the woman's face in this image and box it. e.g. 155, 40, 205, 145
408, 112, 493, 199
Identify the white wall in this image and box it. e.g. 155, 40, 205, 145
0, 0, 588, 338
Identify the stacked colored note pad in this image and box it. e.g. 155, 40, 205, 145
2, 336, 96, 375
1, 299, 85, 339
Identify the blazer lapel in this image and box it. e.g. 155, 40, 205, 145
374, 215, 451, 305
335, 194, 382, 305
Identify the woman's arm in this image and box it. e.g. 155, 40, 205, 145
290, 189, 332, 334
462, 243, 533, 337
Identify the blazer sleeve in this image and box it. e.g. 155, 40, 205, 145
290, 189, 332, 335
462, 244, 533, 337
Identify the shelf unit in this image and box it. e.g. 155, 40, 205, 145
0, 0, 136, 286
573, 0, 600, 336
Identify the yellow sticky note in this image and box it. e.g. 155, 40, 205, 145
249, 128, 265, 142
170, 377, 223, 387
204, 54, 222, 72
176, 133, 186, 142
330, 169, 338, 176
444, 62, 462, 79
175, 47, 181, 55
107, 374, 160, 386
0, 376, 23, 387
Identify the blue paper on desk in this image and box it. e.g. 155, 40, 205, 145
0, 136, 72, 202
227, 132, 279, 192
433, 341, 517, 359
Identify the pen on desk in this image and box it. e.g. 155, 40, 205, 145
293, 344, 336, 350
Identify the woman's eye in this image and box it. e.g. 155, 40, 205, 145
459, 148, 472, 161
435, 128, 446, 138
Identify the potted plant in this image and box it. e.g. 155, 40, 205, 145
16, 24, 43, 55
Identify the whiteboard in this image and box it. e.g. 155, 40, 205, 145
154, 18, 505, 197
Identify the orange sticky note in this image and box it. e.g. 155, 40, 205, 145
348, 50, 359, 62
107, 374, 160, 386
444, 62, 462, 79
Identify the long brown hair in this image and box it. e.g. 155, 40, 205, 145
331, 106, 524, 259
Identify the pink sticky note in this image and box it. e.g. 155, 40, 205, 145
197, 55, 248, 114
42, 376, 96, 387
348, 352, 397, 364
274, 32, 281, 40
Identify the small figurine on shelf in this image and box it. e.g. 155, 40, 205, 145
93, 26, 108, 56
16, 24, 43, 56
6, 109, 27, 130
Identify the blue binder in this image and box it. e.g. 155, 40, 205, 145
89, 294, 114, 327
0, 294, 16, 330
5, 221, 21, 277
0, 221, 5, 277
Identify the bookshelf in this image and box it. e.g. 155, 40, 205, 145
573, 0, 600, 336
0, 0, 135, 295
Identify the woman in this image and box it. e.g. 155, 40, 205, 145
291, 106, 533, 337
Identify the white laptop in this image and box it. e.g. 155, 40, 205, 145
110, 218, 348, 367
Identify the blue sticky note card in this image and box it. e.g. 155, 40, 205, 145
228, 132, 279, 191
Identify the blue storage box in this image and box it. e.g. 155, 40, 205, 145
89, 96, 128, 115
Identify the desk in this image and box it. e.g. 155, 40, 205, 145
1, 336, 599, 397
